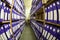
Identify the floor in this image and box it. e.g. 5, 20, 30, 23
19, 23, 37, 40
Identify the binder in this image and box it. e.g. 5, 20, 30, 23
8, 13, 10, 20
17, 16, 20, 19
0, 1, 2, 22
56, 1, 60, 24
17, 32, 21, 40
4, 7, 8, 20
52, 37, 56, 40
16, 0, 23, 8
0, 26, 4, 35
46, 32, 50, 39
50, 4, 54, 22
0, 25, 8, 40
0, 35, 3, 40
52, 3, 57, 23
48, 6, 51, 22
45, 8, 47, 20
49, 35, 53, 40
5, 25, 11, 38
1, 33, 7, 40
1, 3, 5, 21
7, 7, 10, 20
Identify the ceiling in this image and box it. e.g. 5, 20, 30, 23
24, 0, 32, 20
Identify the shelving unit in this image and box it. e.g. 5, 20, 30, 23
35, 0, 60, 26
30, 0, 60, 40
0, 0, 25, 40
31, 0, 60, 27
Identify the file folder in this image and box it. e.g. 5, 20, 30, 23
0, 1, 3, 22
4, 7, 8, 20
52, 3, 58, 23
56, 1, 60, 24
1, 33, 7, 40
49, 4, 54, 22
45, 8, 47, 20
47, 6, 51, 22
1, 3, 5, 21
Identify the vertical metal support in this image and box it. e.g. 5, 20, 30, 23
10, 0, 14, 40
39, 0, 46, 40
42, 0, 47, 26
42, 6, 45, 26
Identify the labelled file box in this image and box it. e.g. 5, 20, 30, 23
12, 9, 21, 20
20, 23, 25, 31
17, 24, 20, 29
7, 8, 10, 20
45, 8, 47, 20
12, 22, 19, 32
16, 0, 23, 9
1, 3, 5, 21
17, 16, 20, 19
4, 7, 8, 20
44, 24, 60, 40
49, 4, 54, 22
7, 7, 10, 20
1, 33, 7, 40
0, 35, 4, 40
32, 21, 39, 31
20, 16, 25, 20
31, 22, 38, 38
3, 24, 11, 39
15, 23, 25, 39
56, 1, 60, 24
0, 26, 8, 40
8, 13, 10, 20
31, 20, 42, 39
36, 21, 43, 33
37, 1, 42, 10
52, 3, 58, 23
12, 9, 17, 20
12, 13, 14, 20
14, 14, 16, 19
0, 1, 3, 21
14, 1, 21, 12
48, 6, 51, 22
16, 32, 21, 40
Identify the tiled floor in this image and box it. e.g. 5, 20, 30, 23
19, 24, 37, 40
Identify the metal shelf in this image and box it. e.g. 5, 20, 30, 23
35, 19, 60, 27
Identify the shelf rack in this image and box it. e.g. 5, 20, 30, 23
0, 0, 25, 24
31, 0, 60, 39
1, 0, 25, 16
32, 0, 60, 28
0, 0, 19, 40
0, 0, 25, 40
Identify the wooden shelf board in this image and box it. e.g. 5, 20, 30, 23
0, 19, 20, 24
45, 21, 60, 27
35, 19, 44, 23
44, 0, 57, 7
2, 21, 10, 23
35, 19, 60, 27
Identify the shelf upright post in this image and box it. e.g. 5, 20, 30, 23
10, 0, 14, 40
39, 0, 47, 40
42, 0, 47, 27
